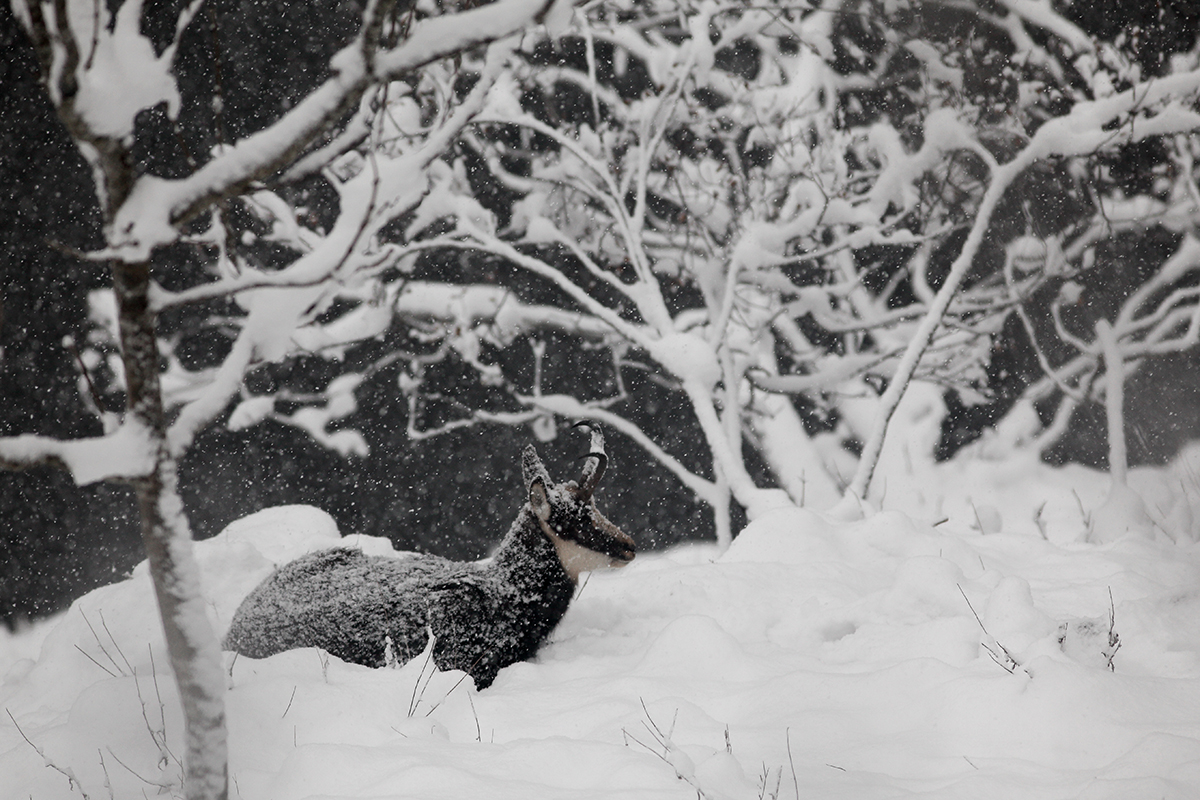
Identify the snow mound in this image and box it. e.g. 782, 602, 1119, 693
5, 498, 1200, 798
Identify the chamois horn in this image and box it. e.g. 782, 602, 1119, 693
573, 421, 607, 498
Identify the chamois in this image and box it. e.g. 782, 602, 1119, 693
223, 425, 635, 688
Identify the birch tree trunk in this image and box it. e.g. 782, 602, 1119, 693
112, 260, 228, 800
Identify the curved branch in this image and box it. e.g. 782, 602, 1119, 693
1050, 297, 1097, 355
1014, 302, 1087, 402
445, 235, 654, 348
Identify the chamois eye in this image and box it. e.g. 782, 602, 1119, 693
554, 525, 562, 533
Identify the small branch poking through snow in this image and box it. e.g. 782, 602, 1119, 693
105, 745, 175, 793
1072, 488, 1093, 534
73, 645, 118, 678
1033, 502, 1048, 540
625, 702, 701, 792
422, 662, 482, 718
958, 585, 1027, 676
78, 610, 127, 677
758, 762, 782, 800
786, 727, 799, 800
129, 659, 182, 781
144, 647, 181, 772
281, 687, 298, 719
971, 502, 985, 534
6, 709, 92, 799
467, 692, 482, 743
100, 612, 135, 675
1106, 587, 1122, 672
97, 749, 113, 800
406, 636, 437, 718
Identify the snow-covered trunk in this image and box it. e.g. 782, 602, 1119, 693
680, 379, 739, 548
710, 482, 732, 551
681, 377, 791, 533
1088, 319, 1153, 541
113, 260, 228, 800
752, 394, 840, 508
1095, 319, 1128, 488
748, 334, 841, 509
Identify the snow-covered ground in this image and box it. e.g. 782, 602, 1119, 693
5, 421, 1200, 799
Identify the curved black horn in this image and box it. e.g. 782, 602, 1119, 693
573, 421, 607, 497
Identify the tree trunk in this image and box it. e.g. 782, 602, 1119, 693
113, 261, 229, 800
1095, 319, 1128, 488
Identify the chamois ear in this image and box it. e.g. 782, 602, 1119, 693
522, 445, 553, 521
522, 444, 552, 490
528, 479, 552, 522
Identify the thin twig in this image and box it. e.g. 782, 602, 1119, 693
7, 709, 91, 799
98, 611, 135, 675
97, 749, 114, 800
423, 650, 489, 717
282, 686, 298, 718
1071, 488, 1092, 532
785, 727, 799, 800
145, 648, 178, 768
1106, 587, 1121, 672
73, 645, 118, 678
79, 610, 124, 677
958, 584, 1023, 675
64, 337, 107, 416
970, 501, 985, 533
407, 641, 436, 717
467, 691, 482, 742
105, 747, 174, 792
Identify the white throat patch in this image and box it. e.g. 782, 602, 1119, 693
537, 518, 626, 582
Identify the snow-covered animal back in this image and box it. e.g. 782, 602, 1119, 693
224, 426, 634, 687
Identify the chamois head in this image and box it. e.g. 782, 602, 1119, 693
522, 424, 635, 581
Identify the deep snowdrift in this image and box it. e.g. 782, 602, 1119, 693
5, 440, 1200, 799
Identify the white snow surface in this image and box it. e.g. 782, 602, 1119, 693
6, 448, 1200, 799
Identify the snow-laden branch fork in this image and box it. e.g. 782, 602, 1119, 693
847, 67, 1200, 502
122, 0, 556, 251
13, 0, 558, 257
